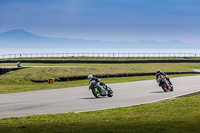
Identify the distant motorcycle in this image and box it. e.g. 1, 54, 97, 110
90, 80, 113, 98
17, 61, 22, 68
158, 75, 173, 92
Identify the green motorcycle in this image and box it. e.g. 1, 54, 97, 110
90, 81, 113, 98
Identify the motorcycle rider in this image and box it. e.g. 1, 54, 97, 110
17, 61, 22, 68
156, 69, 173, 87
88, 74, 106, 96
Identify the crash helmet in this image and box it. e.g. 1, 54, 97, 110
157, 69, 161, 73
88, 74, 93, 80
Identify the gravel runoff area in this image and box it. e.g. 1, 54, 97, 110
177, 91, 200, 98
193, 69, 200, 72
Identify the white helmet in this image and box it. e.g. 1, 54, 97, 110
88, 74, 93, 80
157, 69, 161, 73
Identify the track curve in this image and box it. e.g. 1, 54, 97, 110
1, 75, 200, 119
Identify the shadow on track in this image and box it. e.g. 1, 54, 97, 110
150, 91, 165, 93
81, 96, 111, 99
81, 97, 97, 99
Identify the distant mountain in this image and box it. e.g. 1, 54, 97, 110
0, 29, 199, 48
0, 29, 111, 48
0, 29, 40, 39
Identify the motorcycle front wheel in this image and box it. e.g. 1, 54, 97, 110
161, 83, 168, 92
107, 87, 113, 97
170, 85, 173, 91
92, 88, 101, 98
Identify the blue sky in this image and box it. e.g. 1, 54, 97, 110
0, 0, 200, 42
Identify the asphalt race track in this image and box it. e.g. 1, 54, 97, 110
1, 75, 200, 119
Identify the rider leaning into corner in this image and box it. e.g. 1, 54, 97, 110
156, 69, 173, 87
88, 74, 106, 96
17, 61, 22, 68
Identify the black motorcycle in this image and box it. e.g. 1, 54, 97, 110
158, 75, 173, 92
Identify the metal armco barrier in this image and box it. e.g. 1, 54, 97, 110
31, 72, 200, 83
1, 53, 200, 59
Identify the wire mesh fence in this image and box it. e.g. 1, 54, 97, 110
0, 53, 200, 59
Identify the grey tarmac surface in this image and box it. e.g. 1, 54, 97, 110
1, 75, 200, 119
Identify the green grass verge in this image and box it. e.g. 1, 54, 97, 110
0, 75, 164, 94
0, 93, 200, 133
0, 74, 198, 94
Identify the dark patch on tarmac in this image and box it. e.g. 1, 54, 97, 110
176, 91, 200, 98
